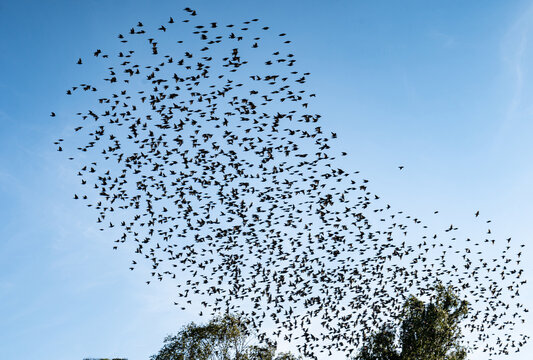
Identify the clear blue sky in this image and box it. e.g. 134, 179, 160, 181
1, 1, 532, 359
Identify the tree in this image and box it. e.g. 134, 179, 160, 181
151, 314, 300, 360
354, 284, 469, 360
355, 326, 400, 360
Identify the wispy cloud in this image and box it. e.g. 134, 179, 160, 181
501, 3, 533, 128
428, 30, 456, 48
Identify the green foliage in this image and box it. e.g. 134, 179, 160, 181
151, 314, 300, 360
355, 284, 469, 360
271, 353, 300, 360
356, 327, 400, 360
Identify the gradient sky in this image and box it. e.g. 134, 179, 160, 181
1, 1, 532, 359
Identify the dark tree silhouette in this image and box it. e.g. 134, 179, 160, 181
151, 314, 300, 360
355, 284, 468, 360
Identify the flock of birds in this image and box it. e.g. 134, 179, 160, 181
54, 7, 528, 359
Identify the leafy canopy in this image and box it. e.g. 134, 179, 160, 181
355, 284, 469, 360
151, 314, 300, 360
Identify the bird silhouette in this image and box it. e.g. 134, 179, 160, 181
53, 7, 528, 359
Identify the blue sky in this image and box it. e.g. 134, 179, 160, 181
1, 1, 532, 359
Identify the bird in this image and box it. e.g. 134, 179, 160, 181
53, 7, 528, 359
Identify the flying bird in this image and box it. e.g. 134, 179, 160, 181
53, 7, 528, 359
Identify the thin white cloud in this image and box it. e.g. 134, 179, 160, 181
501, 3, 533, 127
428, 30, 456, 48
